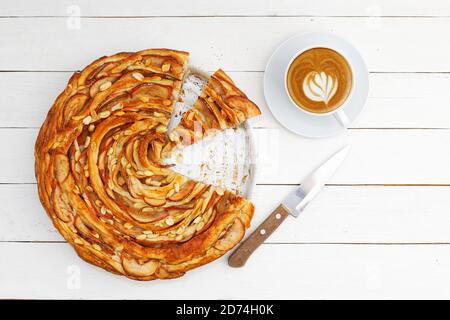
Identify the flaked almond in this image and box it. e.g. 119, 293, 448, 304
215, 188, 225, 196
143, 230, 153, 235
193, 216, 202, 224
163, 99, 172, 106
84, 136, 91, 148
111, 103, 123, 111
74, 150, 81, 161
174, 183, 180, 193
88, 124, 95, 132
155, 124, 167, 133
132, 72, 144, 81
74, 139, 80, 152
183, 225, 196, 237
176, 226, 186, 235
100, 207, 107, 215
99, 110, 111, 119
169, 132, 179, 142
143, 170, 153, 176
144, 197, 166, 206
93, 244, 102, 251
99, 81, 112, 91
83, 115, 92, 125
74, 238, 84, 245
161, 63, 171, 72
175, 235, 183, 241
165, 216, 175, 226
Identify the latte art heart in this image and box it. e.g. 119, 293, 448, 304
303, 71, 338, 104
286, 47, 353, 114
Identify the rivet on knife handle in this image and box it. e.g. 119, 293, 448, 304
228, 204, 290, 268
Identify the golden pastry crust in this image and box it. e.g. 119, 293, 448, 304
35, 49, 258, 280
166, 69, 261, 149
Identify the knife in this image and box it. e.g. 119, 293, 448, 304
228, 145, 351, 268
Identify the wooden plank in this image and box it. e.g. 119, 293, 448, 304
2, 72, 450, 129
6, 128, 450, 184
252, 128, 450, 185
4, 184, 450, 244
2, 0, 450, 17
0, 184, 62, 242
1, 242, 450, 299
1, 17, 450, 72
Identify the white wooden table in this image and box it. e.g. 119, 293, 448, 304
2, 0, 450, 299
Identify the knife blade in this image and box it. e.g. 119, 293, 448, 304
228, 145, 351, 268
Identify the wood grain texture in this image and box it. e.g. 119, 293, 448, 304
2, 72, 450, 129
1, 0, 450, 299
229, 204, 290, 267
4, 128, 450, 184
5, 184, 450, 244
2, 0, 450, 17
1, 17, 450, 72
3, 242, 450, 299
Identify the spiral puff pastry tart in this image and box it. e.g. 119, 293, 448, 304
35, 49, 261, 280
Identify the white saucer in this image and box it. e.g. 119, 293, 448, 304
264, 32, 369, 138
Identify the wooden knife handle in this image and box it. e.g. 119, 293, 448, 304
228, 204, 290, 268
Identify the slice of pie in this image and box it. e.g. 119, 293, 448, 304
164, 69, 261, 154
35, 48, 260, 280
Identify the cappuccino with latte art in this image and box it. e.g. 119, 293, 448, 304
286, 47, 353, 114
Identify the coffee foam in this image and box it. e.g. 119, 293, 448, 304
303, 71, 338, 104
287, 47, 353, 114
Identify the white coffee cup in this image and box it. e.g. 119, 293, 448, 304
284, 45, 354, 127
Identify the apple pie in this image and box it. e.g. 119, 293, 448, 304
35, 48, 261, 280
